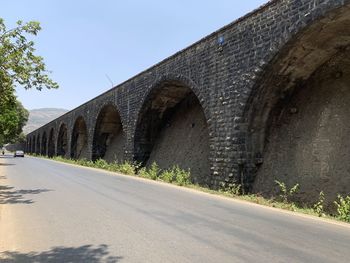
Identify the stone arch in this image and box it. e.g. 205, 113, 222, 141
41, 131, 47, 155
142, 74, 210, 120
245, 5, 350, 207
27, 137, 31, 153
71, 116, 89, 159
92, 104, 125, 162
32, 136, 36, 153
48, 128, 55, 157
57, 123, 68, 157
134, 76, 210, 185
36, 133, 41, 154
27, 139, 30, 153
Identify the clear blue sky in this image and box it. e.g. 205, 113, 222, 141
2, 0, 268, 110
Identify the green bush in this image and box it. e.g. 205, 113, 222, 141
275, 180, 299, 203
138, 167, 148, 178
334, 194, 350, 222
50, 156, 137, 175
223, 183, 241, 196
313, 191, 325, 217
76, 158, 93, 167
54, 156, 65, 162
139, 162, 160, 180
160, 168, 175, 183
94, 159, 108, 169
159, 165, 190, 186
138, 163, 190, 185
116, 161, 136, 175
149, 162, 160, 180
173, 166, 190, 186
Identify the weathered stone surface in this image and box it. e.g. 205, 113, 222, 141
27, 0, 350, 204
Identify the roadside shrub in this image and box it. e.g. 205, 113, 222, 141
173, 166, 190, 186
138, 167, 148, 178
76, 158, 93, 167
227, 184, 242, 196
148, 162, 161, 180
313, 191, 325, 217
116, 161, 136, 175
275, 180, 299, 203
94, 159, 108, 169
219, 182, 241, 196
138, 163, 190, 185
334, 194, 350, 222
54, 156, 65, 162
160, 168, 176, 183
138, 163, 160, 180
158, 165, 191, 186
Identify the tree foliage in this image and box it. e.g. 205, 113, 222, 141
0, 93, 28, 144
0, 18, 58, 144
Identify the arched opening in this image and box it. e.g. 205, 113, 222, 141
57, 124, 68, 157
28, 138, 31, 153
32, 137, 36, 153
48, 128, 55, 157
92, 105, 125, 162
71, 116, 88, 159
134, 80, 210, 185
36, 134, 41, 154
41, 132, 47, 156
246, 6, 350, 208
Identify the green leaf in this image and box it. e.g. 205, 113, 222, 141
0, 18, 58, 144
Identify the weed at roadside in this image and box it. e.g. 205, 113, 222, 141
313, 191, 325, 217
334, 194, 350, 222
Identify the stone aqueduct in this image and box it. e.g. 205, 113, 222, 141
27, 0, 350, 205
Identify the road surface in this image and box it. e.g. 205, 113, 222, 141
0, 155, 350, 262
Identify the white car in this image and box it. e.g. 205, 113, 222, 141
14, 150, 25, 157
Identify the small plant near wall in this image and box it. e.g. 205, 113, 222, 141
138, 167, 149, 178
334, 194, 350, 222
115, 161, 137, 175
139, 162, 161, 180
219, 182, 241, 196
170, 165, 190, 186
313, 191, 325, 217
160, 168, 175, 183
139, 163, 191, 186
274, 180, 299, 204
94, 159, 108, 169
148, 162, 161, 180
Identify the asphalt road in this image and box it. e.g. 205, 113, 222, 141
0, 155, 350, 262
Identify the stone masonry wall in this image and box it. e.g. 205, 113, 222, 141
27, 0, 350, 191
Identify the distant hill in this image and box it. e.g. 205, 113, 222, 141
23, 108, 69, 134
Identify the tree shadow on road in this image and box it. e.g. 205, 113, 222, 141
0, 163, 15, 166
0, 244, 122, 262
0, 185, 51, 204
